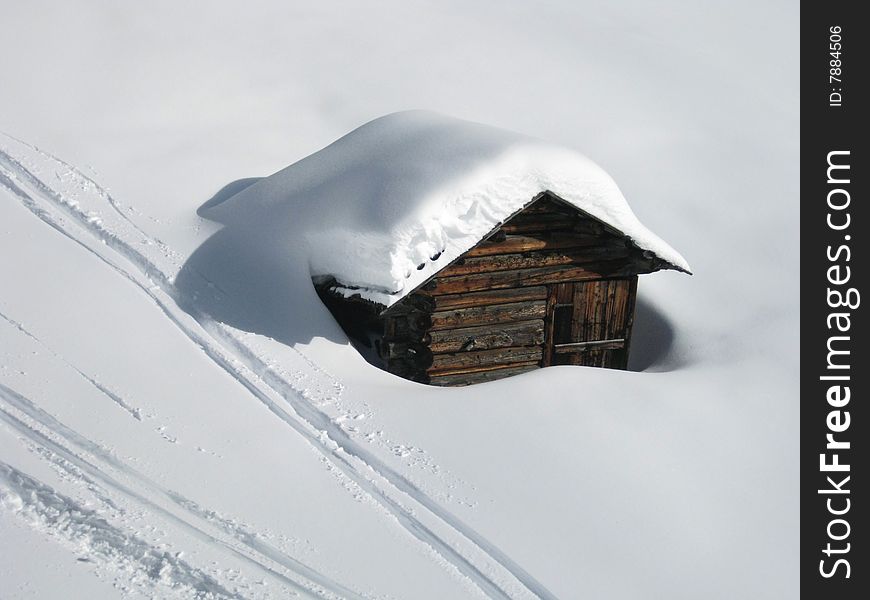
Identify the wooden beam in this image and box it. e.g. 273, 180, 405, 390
553, 338, 626, 353
428, 319, 544, 353
438, 247, 632, 277
465, 233, 625, 257
427, 362, 540, 386
428, 261, 641, 295
430, 300, 547, 330
428, 346, 543, 374
419, 286, 548, 311
541, 284, 558, 367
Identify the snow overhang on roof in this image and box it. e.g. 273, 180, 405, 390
202, 110, 691, 308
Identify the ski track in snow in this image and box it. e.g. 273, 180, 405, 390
0, 462, 245, 600
0, 309, 144, 422
0, 383, 360, 600
0, 133, 557, 600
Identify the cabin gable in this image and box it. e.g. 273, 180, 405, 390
349, 191, 664, 385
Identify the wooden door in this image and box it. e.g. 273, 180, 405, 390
543, 277, 637, 369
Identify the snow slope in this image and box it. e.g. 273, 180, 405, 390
201, 111, 689, 306
0, 134, 511, 598
1, 1, 797, 599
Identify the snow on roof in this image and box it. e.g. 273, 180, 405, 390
202, 111, 691, 307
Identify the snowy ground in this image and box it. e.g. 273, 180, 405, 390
1, 2, 798, 599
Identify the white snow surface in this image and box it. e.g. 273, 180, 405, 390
1, 2, 797, 599
204, 111, 689, 306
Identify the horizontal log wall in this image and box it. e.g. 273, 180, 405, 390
428, 363, 540, 387
425, 261, 638, 295
381, 193, 646, 385
428, 320, 544, 353
430, 300, 547, 330
429, 346, 543, 375
437, 246, 631, 277
421, 286, 548, 312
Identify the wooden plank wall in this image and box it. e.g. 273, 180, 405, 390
380, 193, 648, 386
549, 278, 637, 369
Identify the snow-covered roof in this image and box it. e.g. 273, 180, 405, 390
202, 111, 690, 307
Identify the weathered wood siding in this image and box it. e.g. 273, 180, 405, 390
379, 192, 648, 385
544, 277, 637, 369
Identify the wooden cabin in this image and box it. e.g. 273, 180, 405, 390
198, 111, 690, 385
317, 190, 687, 386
